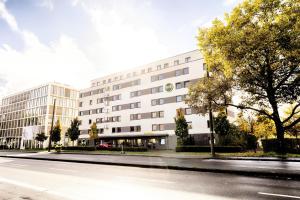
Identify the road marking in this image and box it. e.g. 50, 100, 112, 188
0, 177, 46, 192
258, 192, 300, 199
116, 176, 175, 184
49, 167, 77, 172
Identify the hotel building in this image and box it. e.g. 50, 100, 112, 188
78, 50, 217, 149
0, 82, 78, 148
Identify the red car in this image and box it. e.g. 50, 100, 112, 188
98, 143, 112, 149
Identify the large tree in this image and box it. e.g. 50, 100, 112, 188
52, 119, 61, 144
35, 132, 48, 148
186, 0, 300, 153
66, 118, 81, 146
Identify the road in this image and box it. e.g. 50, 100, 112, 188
0, 157, 299, 200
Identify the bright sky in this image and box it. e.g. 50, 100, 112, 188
0, 0, 242, 98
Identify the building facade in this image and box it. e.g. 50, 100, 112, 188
78, 50, 212, 149
0, 82, 78, 149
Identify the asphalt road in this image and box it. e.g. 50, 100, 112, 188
0, 157, 299, 200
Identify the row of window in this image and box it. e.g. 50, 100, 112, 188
112, 102, 141, 111
113, 79, 141, 91
151, 67, 189, 82
91, 56, 192, 87
95, 116, 121, 123
130, 111, 164, 120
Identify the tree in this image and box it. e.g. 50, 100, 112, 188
187, 0, 300, 153
35, 132, 48, 148
89, 122, 98, 147
253, 115, 276, 139
214, 112, 231, 136
66, 118, 81, 146
52, 119, 61, 144
174, 109, 189, 145
284, 104, 300, 139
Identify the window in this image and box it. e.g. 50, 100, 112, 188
137, 102, 141, 108
130, 126, 134, 132
164, 63, 169, 68
151, 99, 157, 106
185, 108, 192, 115
137, 114, 141, 120
203, 63, 207, 70
147, 67, 152, 72
158, 74, 164, 80
176, 82, 183, 89
159, 98, 164, 105
133, 79, 141, 85
176, 95, 183, 102
175, 70, 181, 76
88, 119, 92, 124
183, 68, 189, 75
89, 100, 93, 105
117, 127, 121, 132
152, 124, 158, 131
174, 60, 179, 65
99, 128, 104, 134
151, 76, 158, 82
96, 108, 102, 114
113, 85, 120, 90
185, 57, 191, 63
207, 120, 210, 128
151, 112, 157, 118
159, 124, 164, 131
112, 127, 116, 133
159, 111, 164, 117
130, 114, 134, 120
79, 102, 83, 107
157, 65, 161, 70
184, 81, 190, 88
79, 111, 83, 116
130, 103, 135, 109
108, 78, 111, 83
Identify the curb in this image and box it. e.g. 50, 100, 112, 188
208, 157, 300, 162
1, 155, 299, 181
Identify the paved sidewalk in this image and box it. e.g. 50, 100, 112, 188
0, 151, 300, 180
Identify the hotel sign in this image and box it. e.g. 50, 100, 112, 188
165, 83, 174, 92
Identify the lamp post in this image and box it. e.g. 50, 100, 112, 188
48, 99, 56, 152
207, 70, 215, 157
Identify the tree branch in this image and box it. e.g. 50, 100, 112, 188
284, 117, 300, 131
283, 103, 300, 124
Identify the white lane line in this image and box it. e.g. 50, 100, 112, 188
116, 176, 175, 184
49, 167, 77, 172
0, 177, 46, 192
258, 192, 300, 199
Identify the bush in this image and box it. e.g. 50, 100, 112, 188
262, 139, 300, 154
97, 147, 148, 152
176, 146, 243, 153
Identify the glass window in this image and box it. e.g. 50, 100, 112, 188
112, 127, 115, 133
185, 108, 192, 115
151, 112, 157, 118
176, 82, 182, 89
159, 111, 164, 117
158, 86, 163, 92
159, 98, 164, 105
130, 126, 134, 132
175, 70, 181, 76
158, 74, 164, 80
203, 63, 207, 70
137, 114, 141, 120
184, 81, 190, 87
185, 57, 191, 63
130, 103, 135, 109
137, 102, 141, 108
147, 68, 152, 72
117, 127, 121, 132
151, 100, 157, 106
159, 124, 164, 131
176, 96, 183, 102
89, 100, 92, 105
174, 60, 179, 65
183, 67, 189, 75
152, 124, 158, 131
164, 63, 169, 68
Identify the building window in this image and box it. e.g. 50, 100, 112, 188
159, 124, 165, 131
176, 82, 183, 89
147, 67, 152, 72
175, 70, 181, 76
158, 74, 164, 80
79, 111, 83, 116
164, 63, 169, 68
183, 68, 189, 75
152, 124, 158, 131
108, 79, 111, 83
207, 120, 210, 128
157, 65, 161, 70
99, 128, 104, 134
117, 127, 121, 132
159, 111, 164, 117
185, 108, 192, 115
184, 81, 190, 88
112, 127, 116, 133
159, 98, 164, 105
176, 95, 183, 102
113, 85, 120, 91
130, 126, 134, 132
158, 86, 163, 92
88, 119, 92, 124
151, 112, 157, 118
185, 57, 191, 63
130, 103, 135, 109
174, 60, 179, 65
79, 102, 83, 107
89, 100, 93, 105
203, 63, 207, 70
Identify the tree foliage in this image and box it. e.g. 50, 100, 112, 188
186, 0, 300, 153
35, 132, 48, 142
174, 109, 189, 145
89, 122, 98, 146
51, 119, 61, 144
67, 118, 81, 145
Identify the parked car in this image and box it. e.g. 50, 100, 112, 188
98, 143, 112, 149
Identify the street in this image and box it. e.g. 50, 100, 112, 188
0, 157, 299, 200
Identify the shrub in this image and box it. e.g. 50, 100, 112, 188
176, 146, 242, 153
262, 139, 300, 154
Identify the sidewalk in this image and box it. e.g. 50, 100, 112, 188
0, 151, 300, 180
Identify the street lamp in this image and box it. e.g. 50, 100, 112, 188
48, 98, 56, 152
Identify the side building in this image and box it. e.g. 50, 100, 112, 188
0, 82, 78, 149
78, 49, 219, 149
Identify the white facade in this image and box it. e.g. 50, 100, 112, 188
78, 50, 211, 149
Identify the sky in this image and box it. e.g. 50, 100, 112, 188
0, 0, 242, 99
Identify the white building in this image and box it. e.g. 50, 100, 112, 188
0, 82, 78, 149
78, 50, 217, 149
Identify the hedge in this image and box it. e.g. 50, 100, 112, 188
62, 146, 148, 152
176, 146, 242, 153
261, 139, 300, 154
